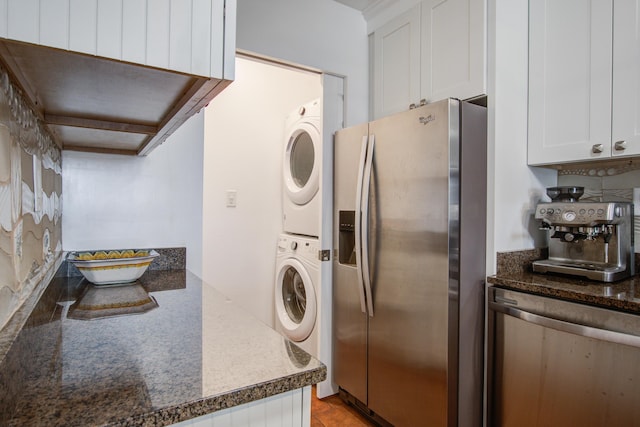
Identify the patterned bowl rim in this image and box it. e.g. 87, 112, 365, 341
67, 249, 159, 265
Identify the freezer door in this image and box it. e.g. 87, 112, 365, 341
366, 99, 457, 426
333, 122, 369, 404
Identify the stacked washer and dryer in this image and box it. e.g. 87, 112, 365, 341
281, 99, 322, 239
274, 99, 330, 393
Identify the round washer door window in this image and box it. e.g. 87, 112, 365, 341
275, 258, 317, 342
283, 122, 320, 205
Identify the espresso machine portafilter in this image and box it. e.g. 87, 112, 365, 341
532, 187, 635, 282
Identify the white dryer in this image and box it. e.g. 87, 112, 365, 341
274, 234, 320, 358
282, 98, 322, 237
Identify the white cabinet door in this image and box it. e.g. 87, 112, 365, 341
372, 5, 421, 119
528, 0, 613, 166
371, 1, 486, 119
170, 386, 311, 427
421, 0, 486, 103
612, 0, 640, 157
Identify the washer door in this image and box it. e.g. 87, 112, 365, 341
275, 258, 317, 342
283, 122, 320, 205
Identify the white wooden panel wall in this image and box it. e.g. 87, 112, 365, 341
169, 0, 192, 73
0, 0, 233, 79
97, 0, 123, 60
211, 0, 225, 79
122, 0, 146, 64
147, 0, 171, 70
0, 1, 7, 39
69, 0, 97, 54
213, 0, 232, 80
40, 0, 69, 50
7, 0, 39, 44
171, 387, 312, 427
192, 0, 212, 76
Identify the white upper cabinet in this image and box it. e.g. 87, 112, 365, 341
372, 5, 421, 119
421, 0, 486, 104
370, 0, 486, 120
528, 0, 640, 165
1, 0, 231, 79
612, 0, 640, 158
528, 0, 612, 165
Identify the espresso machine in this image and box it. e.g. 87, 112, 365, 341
533, 187, 635, 282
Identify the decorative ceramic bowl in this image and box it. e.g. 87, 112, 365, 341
68, 249, 159, 285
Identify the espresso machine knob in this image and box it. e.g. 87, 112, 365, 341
564, 233, 576, 242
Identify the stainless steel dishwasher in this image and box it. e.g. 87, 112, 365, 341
488, 287, 640, 426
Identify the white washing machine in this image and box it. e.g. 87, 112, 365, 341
274, 234, 320, 358
282, 98, 322, 237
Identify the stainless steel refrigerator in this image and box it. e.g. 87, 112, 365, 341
332, 98, 487, 427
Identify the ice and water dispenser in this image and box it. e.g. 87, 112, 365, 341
338, 211, 357, 265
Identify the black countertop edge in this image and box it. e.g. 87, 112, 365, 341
487, 273, 640, 315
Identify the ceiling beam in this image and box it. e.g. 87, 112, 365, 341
44, 114, 157, 135
62, 144, 138, 156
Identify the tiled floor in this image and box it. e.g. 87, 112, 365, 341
311, 387, 377, 427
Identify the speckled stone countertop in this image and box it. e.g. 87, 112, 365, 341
488, 249, 640, 314
0, 268, 326, 426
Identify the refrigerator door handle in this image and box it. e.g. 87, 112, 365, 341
361, 135, 375, 317
354, 135, 369, 314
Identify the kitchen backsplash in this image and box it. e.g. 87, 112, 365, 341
0, 63, 62, 330
557, 163, 640, 253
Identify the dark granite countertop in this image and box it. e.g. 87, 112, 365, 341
0, 269, 326, 426
488, 272, 640, 314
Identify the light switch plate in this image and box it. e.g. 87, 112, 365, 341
226, 190, 237, 207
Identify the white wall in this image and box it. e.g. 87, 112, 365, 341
203, 57, 322, 327
61, 113, 204, 276
236, 0, 368, 127
487, 0, 556, 272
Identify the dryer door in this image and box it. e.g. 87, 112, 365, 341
275, 258, 317, 341
283, 122, 321, 205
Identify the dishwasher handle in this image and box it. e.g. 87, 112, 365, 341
490, 301, 640, 349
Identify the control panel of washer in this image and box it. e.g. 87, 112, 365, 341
277, 235, 320, 260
